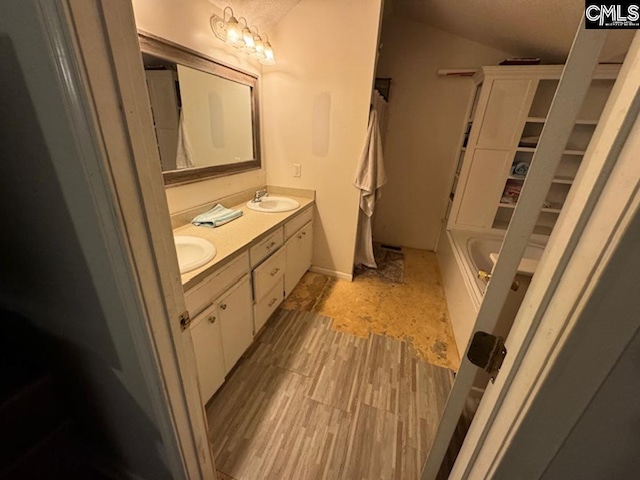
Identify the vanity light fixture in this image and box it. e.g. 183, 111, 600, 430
210, 7, 275, 64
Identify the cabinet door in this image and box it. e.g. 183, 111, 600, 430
190, 303, 226, 405
475, 79, 535, 149
218, 275, 254, 373
455, 149, 512, 229
285, 222, 313, 296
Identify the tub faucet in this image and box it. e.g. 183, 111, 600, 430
251, 189, 268, 203
478, 270, 520, 291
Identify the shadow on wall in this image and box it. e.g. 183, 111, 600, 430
0, 36, 172, 480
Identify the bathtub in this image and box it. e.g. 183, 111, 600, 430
436, 226, 546, 356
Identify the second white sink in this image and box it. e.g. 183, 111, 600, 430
174, 236, 216, 274
247, 196, 300, 213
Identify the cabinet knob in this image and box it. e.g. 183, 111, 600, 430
268, 297, 278, 307
220, 303, 227, 310
208, 315, 216, 324
270, 267, 280, 276
297, 234, 303, 239
266, 241, 277, 249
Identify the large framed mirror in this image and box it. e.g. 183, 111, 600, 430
138, 32, 261, 186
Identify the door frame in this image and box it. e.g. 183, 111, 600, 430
39, 2, 640, 480
41, 0, 216, 478
423, 20, 614, 479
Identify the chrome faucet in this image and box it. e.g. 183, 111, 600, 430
251, 189, 269, 203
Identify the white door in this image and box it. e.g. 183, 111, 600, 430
421, 22, 610, 480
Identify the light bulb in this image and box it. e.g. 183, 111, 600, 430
251, 36, 265, 58
226, 16, 244, 47
242, 27, 255, 51
260, 41, 275, 65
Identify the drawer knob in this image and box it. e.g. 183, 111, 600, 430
268, 297, 278, 307
208, 315, 216, 324
220, 303, 227, 310
270, 267, 280, 276
297, 234, 303, 239
266, 241, 277, 249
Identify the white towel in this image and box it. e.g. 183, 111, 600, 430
354, 110, 387, 216
176, 110, 195, 169
354, 110, 386, 268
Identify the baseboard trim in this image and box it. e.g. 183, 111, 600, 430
309, 266, 353, 281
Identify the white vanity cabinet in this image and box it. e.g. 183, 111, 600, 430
184, 204, 315, 403
185, 252, 251, 404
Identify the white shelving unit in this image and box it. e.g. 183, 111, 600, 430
446, 64, 620, 237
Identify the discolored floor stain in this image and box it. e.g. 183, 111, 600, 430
281, 248, 460, 371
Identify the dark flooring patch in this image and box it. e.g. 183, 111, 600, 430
354, 244, 405, 284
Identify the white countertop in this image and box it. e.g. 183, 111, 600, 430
174, 195, 315, 290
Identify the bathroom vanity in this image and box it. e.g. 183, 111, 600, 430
175, 191, 314, 404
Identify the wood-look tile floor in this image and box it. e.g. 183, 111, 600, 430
282, 249, 459, 371
207, 309, 454, 480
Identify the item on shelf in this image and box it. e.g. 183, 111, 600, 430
511, 162, 529, 177
501, 181, 522, 204
542, 201, 553, 209
499, 58, 541, 65
519, 136, 540, 147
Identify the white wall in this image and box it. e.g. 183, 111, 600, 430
262, 0, 382, 277
374, 17, 516, 250
132, 0, 266, 214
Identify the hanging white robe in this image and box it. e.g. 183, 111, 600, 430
353, 109, 387, 268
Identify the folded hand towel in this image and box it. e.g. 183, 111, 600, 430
192, 204, 243, 228
512, 162, 529, 177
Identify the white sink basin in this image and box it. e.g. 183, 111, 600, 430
247, 196, 300, 213
174, 236, 216, 274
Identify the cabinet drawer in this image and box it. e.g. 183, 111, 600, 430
252, 247, 285, 301
284, 207, 313, 240
185, 252, 249, 316
250, 227, 283, 267
254, 277, 284, 333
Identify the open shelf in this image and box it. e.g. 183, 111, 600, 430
506, 174, 574, 185
526, 116, 598, 125
498, 203, 562, 214
516, 147, 586, 155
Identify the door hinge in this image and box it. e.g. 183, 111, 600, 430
179, 311, 191, 331
467, 331, 507, 382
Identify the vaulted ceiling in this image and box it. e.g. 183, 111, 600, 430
385, 0, 633, 63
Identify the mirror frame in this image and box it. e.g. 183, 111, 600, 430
138, 32, 261, 186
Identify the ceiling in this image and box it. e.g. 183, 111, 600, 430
386, 0, 633, 63
209, 0, 302, 30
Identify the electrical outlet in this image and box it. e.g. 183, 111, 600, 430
293, 163, 302, 177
